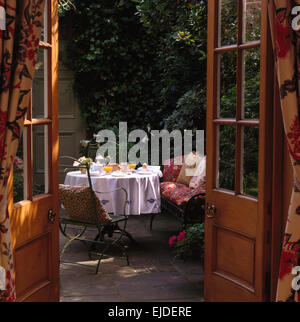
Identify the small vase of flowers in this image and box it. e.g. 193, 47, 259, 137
73, 156, 93, 174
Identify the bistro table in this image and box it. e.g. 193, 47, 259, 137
64, 168, 162, 216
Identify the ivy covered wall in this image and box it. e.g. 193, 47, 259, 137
60, 0, 207, 137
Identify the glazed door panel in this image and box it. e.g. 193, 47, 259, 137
9, 0, 59, 302
205, 0, 272, 301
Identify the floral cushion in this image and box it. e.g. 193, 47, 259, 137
160, 182, 205, 207
58, 184, 112, 224
162, 156, 185, 182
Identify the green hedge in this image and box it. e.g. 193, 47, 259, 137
61, 0, 207, 136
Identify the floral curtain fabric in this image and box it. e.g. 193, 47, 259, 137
269, 0, 300, 302
0, 0, 45, 302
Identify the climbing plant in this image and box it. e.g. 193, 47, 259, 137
61, 0, 208, 136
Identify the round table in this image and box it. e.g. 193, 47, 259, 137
64, 170, 162, 216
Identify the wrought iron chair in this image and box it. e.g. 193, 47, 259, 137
58, 156, 135, 274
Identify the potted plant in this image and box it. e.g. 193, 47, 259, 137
169, 223, 205, 264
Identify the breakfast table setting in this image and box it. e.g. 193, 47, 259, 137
64, 162, 162, 216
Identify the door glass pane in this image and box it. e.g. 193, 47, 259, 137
219, 0, 238, 46
13, 132, 26, 203
218, 51, 237, 118
242, 126, 259, 197
243, 0, 261, 43
33, 125, 48, 196
32, 48, 48, 118
40, 0, 47, 42
217, 124, 236, 191
242, 48, 260, 119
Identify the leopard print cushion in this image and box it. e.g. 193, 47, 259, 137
58, 184, 112, 224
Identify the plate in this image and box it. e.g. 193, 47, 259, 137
89, 171, 100, 176
111, 172, 126, 177
147, 166, 161, 171
137, 170, 153, 175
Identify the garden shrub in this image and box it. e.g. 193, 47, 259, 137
164, 86, 206, 132
61, 0, 208, 136
60, 0, 259, 196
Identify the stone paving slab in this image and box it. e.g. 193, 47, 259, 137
115, 272, 202, 301
59, 212, 204, 302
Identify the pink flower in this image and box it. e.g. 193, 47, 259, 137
177, 231, 187, 243
168, 235, 177, 247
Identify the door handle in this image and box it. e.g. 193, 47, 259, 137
48, 209, 56, 224
206, 203, 216, 219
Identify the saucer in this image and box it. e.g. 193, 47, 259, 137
111, 171, 126, 177
89, 171, 100, 176
137, 170, 153, 175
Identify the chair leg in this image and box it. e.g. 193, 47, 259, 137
93, 230, 105, 242
94, 241, 129, 274
59, 223, 87, 259
123, 230, 138, 245
115, 242, 130, 266
113, 223, 138, 245
95, 243, 111, 274
150, 213, 156, 231
60, 236, 77, 259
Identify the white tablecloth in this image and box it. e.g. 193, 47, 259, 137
64, 170, 162, 215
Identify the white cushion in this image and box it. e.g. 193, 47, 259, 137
189, 156, 206, 190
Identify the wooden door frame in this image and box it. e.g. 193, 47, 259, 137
269, 72, 284, 301
205, 0, 274, 301
263, 2, 292, 302
8, 0, 59, 302
258, 0, 274, 300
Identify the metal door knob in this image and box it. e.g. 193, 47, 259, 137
48, 209, 56, 224
206, 204, 216, 218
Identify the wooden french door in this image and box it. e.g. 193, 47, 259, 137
8, 0, 59, 302
205, 0, 273, 301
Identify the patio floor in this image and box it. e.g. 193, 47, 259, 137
59, 211, 204, 302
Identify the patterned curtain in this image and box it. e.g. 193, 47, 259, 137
0, 0, 45, 302
268, 0, 300, 302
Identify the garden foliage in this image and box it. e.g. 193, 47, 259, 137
169, 223, 205, 260
60, 0, 207, 136
60, 0, 260, 196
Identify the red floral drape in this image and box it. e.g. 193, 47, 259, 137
269, 0, 300, 302
0, 0, 45, 302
